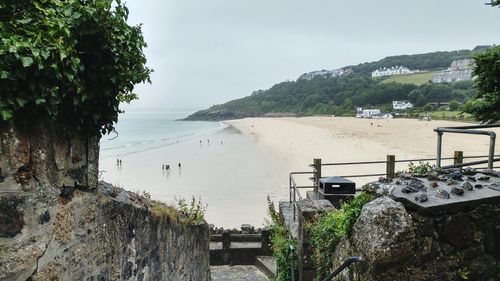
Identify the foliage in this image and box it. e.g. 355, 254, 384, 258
267, 196, 297, 281
464, 46, 500, 123
458, 267, 470, 280
408, 161, 434, 176
308, 192, 373, 280
0, 0, 151, 135
176, 197, 207, 225
186, 47, 487, 120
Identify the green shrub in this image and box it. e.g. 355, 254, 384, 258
308, 192, 373, 280
408, 161, 434, 176
0, 0, 151, 135
267, 196, 297, 281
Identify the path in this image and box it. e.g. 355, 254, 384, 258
211, 265, 269, 281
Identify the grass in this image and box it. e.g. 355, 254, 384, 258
380, 71, 440, 85
420, 110, 473, 120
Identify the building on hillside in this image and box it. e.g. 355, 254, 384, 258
371, 66, 413, 77
356, 108, 381, 118
392, 101, 414, 110
431, 59, 474, 83
298, 69, 345, 80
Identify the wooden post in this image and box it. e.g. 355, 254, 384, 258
454, 151, 464, 165
222, 229, 231, 251
313, 158, 322, 191
386, 155, 395, 179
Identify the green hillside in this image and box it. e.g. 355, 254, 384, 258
185, 46, 490, 121
380, 71, 440, 86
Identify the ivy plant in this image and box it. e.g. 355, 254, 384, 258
0, 0, 151, 135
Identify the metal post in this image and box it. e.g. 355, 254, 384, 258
313, 158, 322, 191
436, 132, 443, 168
489, 133, 496, 170
386, 155, 395, 178
289, 174, 292, 203
454, 151, 463, 165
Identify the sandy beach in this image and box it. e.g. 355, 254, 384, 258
100, 115, 500, 228
226, 117, 500, 186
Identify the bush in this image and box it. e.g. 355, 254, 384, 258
308, 192, 373, 280
267, 196, 297, 281
0, 0, 151, 135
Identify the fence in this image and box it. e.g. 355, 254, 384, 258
289, 151, 500, 220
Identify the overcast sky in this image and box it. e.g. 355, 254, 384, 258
121, 0, 500, 112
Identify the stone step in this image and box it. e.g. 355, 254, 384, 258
255, 256, 276, 280
211, 265, 269, 281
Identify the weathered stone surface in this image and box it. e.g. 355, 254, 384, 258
0, 121, 210, 281
351, 197, 415, 264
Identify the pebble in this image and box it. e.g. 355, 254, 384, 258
474, 184, 483, 189
451, 186, 465, 196
462, 182, 473, 191
436, 189, 450, 199
415, 194, 428, 203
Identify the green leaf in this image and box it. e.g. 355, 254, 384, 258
34, 98, 45, 105
20, 57, 34, 67
0, 110, 13, 121
0, 71, 9, 79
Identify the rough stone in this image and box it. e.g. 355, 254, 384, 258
436, 189, 450, 199
415, 193, 428, 203
462, 182, 473, 191
351, 197, 415, 264
450, 186, 464, 195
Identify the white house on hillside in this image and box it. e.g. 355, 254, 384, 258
356, 108, 381, 118
392, 101, 414, 110
371, 66, 413, 77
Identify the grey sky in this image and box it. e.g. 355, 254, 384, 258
121, 0, 500, 112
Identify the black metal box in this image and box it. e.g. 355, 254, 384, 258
319, 176, 355, 194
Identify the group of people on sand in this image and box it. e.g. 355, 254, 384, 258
162, 163, 181, 170
200, 139, 224, 145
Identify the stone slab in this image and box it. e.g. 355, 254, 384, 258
389, 172, 500, 214
211, 265, 269, 281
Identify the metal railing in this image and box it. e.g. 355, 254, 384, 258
289, 152, 500, 220
322, 256, 363, 281
435, 124, 499, 169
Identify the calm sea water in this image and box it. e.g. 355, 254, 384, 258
100, 111, 223, 160
99, 111, 289, 228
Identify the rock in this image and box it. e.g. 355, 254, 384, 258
362, 182, 394, 196
427, 170, 440, 181
0, 196, 25, 238
462, 182, 473, 191
467, 176, 477, 182
351, 197, 415, 264
462, 167, 477, 175
477, 174, 490, 181
446, 179, 459, 185
451, 186, 465, 195
487, 183, 500, 191
39, 210, 50, 224
474, 184, 483, 189
436, 189, 450, 199
402, 179, 426, 193
60, 185, 75, 200
415, 194, 428, 203
448, 171, 463, 181
430, 181, 438, 188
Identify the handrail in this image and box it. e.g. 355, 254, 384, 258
435, 124, 499, 169
287, 244, 296, 281
322, 256, 363, 281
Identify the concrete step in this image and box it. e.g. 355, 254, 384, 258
211, 265, 269, 281
255, 256, 276, 280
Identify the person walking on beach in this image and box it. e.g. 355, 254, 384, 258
178, 162, 182, 168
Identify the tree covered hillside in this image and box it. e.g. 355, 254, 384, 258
185, 47, 488, 121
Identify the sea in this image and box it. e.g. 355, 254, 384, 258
99, 111, 289, 228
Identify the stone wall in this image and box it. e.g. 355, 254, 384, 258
330, 196, 500, 281
0, 120, 210, 281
